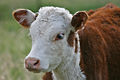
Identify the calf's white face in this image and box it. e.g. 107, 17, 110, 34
13, 7, 88, 73
13, 7, 74, 72
27, 7, 73, 72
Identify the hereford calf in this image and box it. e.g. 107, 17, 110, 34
12, 3, 120, 80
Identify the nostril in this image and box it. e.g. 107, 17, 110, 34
34, 60, 40, 66
25, 57, 40, 69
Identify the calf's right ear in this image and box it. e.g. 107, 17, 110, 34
12, 9, 36, 28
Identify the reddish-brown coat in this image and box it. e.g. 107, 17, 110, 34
42, 72, 53, 80
67, 31, 75, 47
75, 38, 78, 53
79, 3, 120, 80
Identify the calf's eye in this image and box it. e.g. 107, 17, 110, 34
54, 33, 64, 41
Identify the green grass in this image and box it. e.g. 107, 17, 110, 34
0, 0, 120, 80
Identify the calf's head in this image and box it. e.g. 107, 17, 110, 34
13, 7, 88, 73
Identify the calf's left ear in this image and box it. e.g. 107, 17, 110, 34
12, 9, 36, 28
71, 11, 88, 31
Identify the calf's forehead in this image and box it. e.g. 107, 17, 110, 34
37, 6, 72, 21
30, 7, 72, 36
30, 19, 69, 40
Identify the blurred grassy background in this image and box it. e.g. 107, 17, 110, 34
0, 0, 120, 80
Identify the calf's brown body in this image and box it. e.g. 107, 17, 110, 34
79, 3, 120, 80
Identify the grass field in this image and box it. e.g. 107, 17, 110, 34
0, 0, 120, 80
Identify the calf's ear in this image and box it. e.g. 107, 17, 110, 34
71, 11, 88, 31
12, 9, 36, 28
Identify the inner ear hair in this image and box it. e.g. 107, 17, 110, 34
12, 9, 35, 28
71, 11, 88, 31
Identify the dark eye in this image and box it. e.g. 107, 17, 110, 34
54, 33, 64, 41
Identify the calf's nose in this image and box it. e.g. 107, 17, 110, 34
25, 57, 40, 71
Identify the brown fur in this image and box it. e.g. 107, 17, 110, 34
87, 3, 118, 16
43, 3, 120, 80
67, 31, 75, 47
42, 72, 53, 80
71, 11, 88, 31
79, 3, 120, 80
75, 38, 78, 53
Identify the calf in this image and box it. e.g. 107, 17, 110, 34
13, 3, 120, 80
